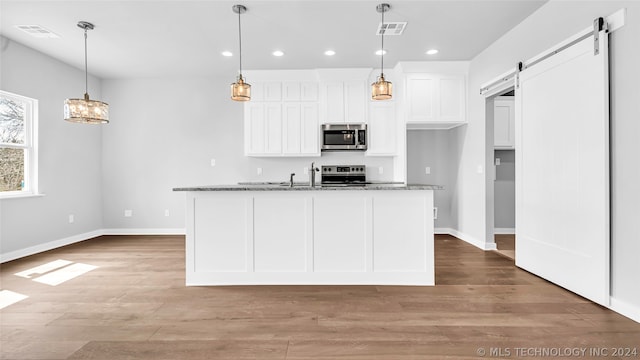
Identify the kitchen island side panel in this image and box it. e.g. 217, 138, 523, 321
184, 189, 435, 285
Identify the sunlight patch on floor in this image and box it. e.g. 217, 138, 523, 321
0, 289, 28, 309
32, 263, 98, 286
14, 259, 73, 278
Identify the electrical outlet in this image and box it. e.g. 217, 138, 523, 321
68, 214, 74, 223
124, 210, 133, 217
425, 166, 431, 175
164, 209, 170, 217
210, 158, 216, 167
257, 167, 263, 175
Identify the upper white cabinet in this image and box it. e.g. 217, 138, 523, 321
245, 103, 282, 155
405, 74, 466, 129
251, 82, 282, 102
319, 80, 368, 124
282, 103, 319, 156
367, 102, 397, 156
494, 97, 515, 149
245, 77, 320, 157
283, 82, 318, 102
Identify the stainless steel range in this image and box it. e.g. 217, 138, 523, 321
321, 165, 367, 186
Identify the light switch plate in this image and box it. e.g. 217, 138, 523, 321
210, 159, 216, 167
378, 166, 384, 175
495, 158, 501, 166
425, 166, 431, 175
68, 214, 74, 223
257, 167, 263, 175
124, 210, 133, 217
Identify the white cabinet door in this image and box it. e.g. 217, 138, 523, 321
264, 104, 282, 154
406, 75, 435, 122
367, 102, 396, 156
282, 82, 301, 101
282, 103, 302, 154
406, 74, 465, 125
300, 103, 319, 155
320, 82, 345, 123
344, 80, 367, 123
438, 76, 465, 122
301, 82, 319, 101
245, 103, 282, 155
494, 98, 515, 148
282, 103, 320, 156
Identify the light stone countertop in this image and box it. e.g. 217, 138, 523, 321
173, 183, 443, 191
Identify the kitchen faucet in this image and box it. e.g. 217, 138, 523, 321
309, 162, 320, 187
289, 173, 295, 188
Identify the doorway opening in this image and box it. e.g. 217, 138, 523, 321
488, 88, 515, 260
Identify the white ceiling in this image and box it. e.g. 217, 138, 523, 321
1, 0, 547, 79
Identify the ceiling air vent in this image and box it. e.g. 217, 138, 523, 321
15, 25, 60, 38
376, 22, 407, 36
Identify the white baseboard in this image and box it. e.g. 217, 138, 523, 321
0, 228, 186, 263
610, 297, 640, 323
435, 228, 497, 251
0, 229, 103, 263
494, 227, 515, 235
102, 228, 186, 236
434, 227, 455, 235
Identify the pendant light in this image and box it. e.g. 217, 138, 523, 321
64, 21, 109, 124
231, 4, 251, 101
372, 3, 392, 100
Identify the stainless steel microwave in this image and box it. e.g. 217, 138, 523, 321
321, 124, 367, 151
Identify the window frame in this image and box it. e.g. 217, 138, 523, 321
0, 90, 39, 198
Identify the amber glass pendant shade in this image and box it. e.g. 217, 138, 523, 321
231, 75, 251, 101
372, 74, 392, 100
231, 5, 251, 102
372, 3, 392, 101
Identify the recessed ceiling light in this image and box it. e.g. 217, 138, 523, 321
375, 49, 387, 56
324, 50, 336, 56
272, 50, 284, 57
426, 49, 439, 55
222, 51, 233, 57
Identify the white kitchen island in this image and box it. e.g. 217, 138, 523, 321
173, 184, 441, 286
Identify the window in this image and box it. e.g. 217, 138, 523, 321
0, 90, 38, 197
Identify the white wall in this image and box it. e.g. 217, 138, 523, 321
0, 36, 103, 257
100, 77, 394, 230
465, 1, 640, 317
406, 129, 460, 230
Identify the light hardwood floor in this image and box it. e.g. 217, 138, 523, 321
1, 235, 639, 359
494, 234, 515, 260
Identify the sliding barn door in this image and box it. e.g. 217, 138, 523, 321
515, 31, 609, 306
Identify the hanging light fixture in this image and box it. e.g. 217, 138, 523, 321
231, 4, 251, 101
372, 3, 392, 100
64, 21, 109, 124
